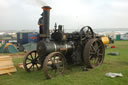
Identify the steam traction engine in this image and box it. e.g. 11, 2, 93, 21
23, 6, 105, 79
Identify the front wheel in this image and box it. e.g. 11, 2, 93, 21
43, 52, 66, 79
23, 50, 43, 72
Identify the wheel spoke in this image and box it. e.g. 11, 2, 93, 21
36, 56, 39, 59
99, 53, 103, 56
90, 56, 98, 66
27, 57, 32, 61
37, 61, 41, 64
50, 57, 55, 64
98, 45, 102, 49
89, 55, 94, 60
26, 62, 31, 65
28, 64, 33, 70
32, 65, 34, 71
35, 64, 39, 69
89, 52, 95, 55
91, 45, 96, 52
94, 57, 99, 65
30, 54, 34, 60
35, 52, 37, 58
98, 56, 103, 63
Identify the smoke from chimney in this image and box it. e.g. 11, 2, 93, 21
26, 0, 48, 7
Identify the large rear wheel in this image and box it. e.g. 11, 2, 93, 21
83, 38, 105, 68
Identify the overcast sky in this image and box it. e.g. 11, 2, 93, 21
0, 0, 128, 31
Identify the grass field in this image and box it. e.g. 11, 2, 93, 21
0, 41, 128, 85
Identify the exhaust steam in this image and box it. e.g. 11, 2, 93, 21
26, 0, 48, 7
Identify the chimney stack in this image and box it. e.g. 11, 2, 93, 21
40, 6, 51, 39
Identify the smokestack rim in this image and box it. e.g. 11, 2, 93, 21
42, 6, 52, 10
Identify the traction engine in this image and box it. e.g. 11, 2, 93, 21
23, 6, 105, 79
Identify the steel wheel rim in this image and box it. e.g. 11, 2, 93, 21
23, 50, 42, 72
83, 39, 105, 68
80, 26, 94, 39
89, 39, 105, 67
43, 52, 66, 79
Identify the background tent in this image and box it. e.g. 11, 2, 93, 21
0, 43, 18, 53
23, 42, 37, 52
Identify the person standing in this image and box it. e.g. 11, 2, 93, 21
38, 13, 44, 40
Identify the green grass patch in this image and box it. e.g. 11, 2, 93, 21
0, 41, 128, 85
